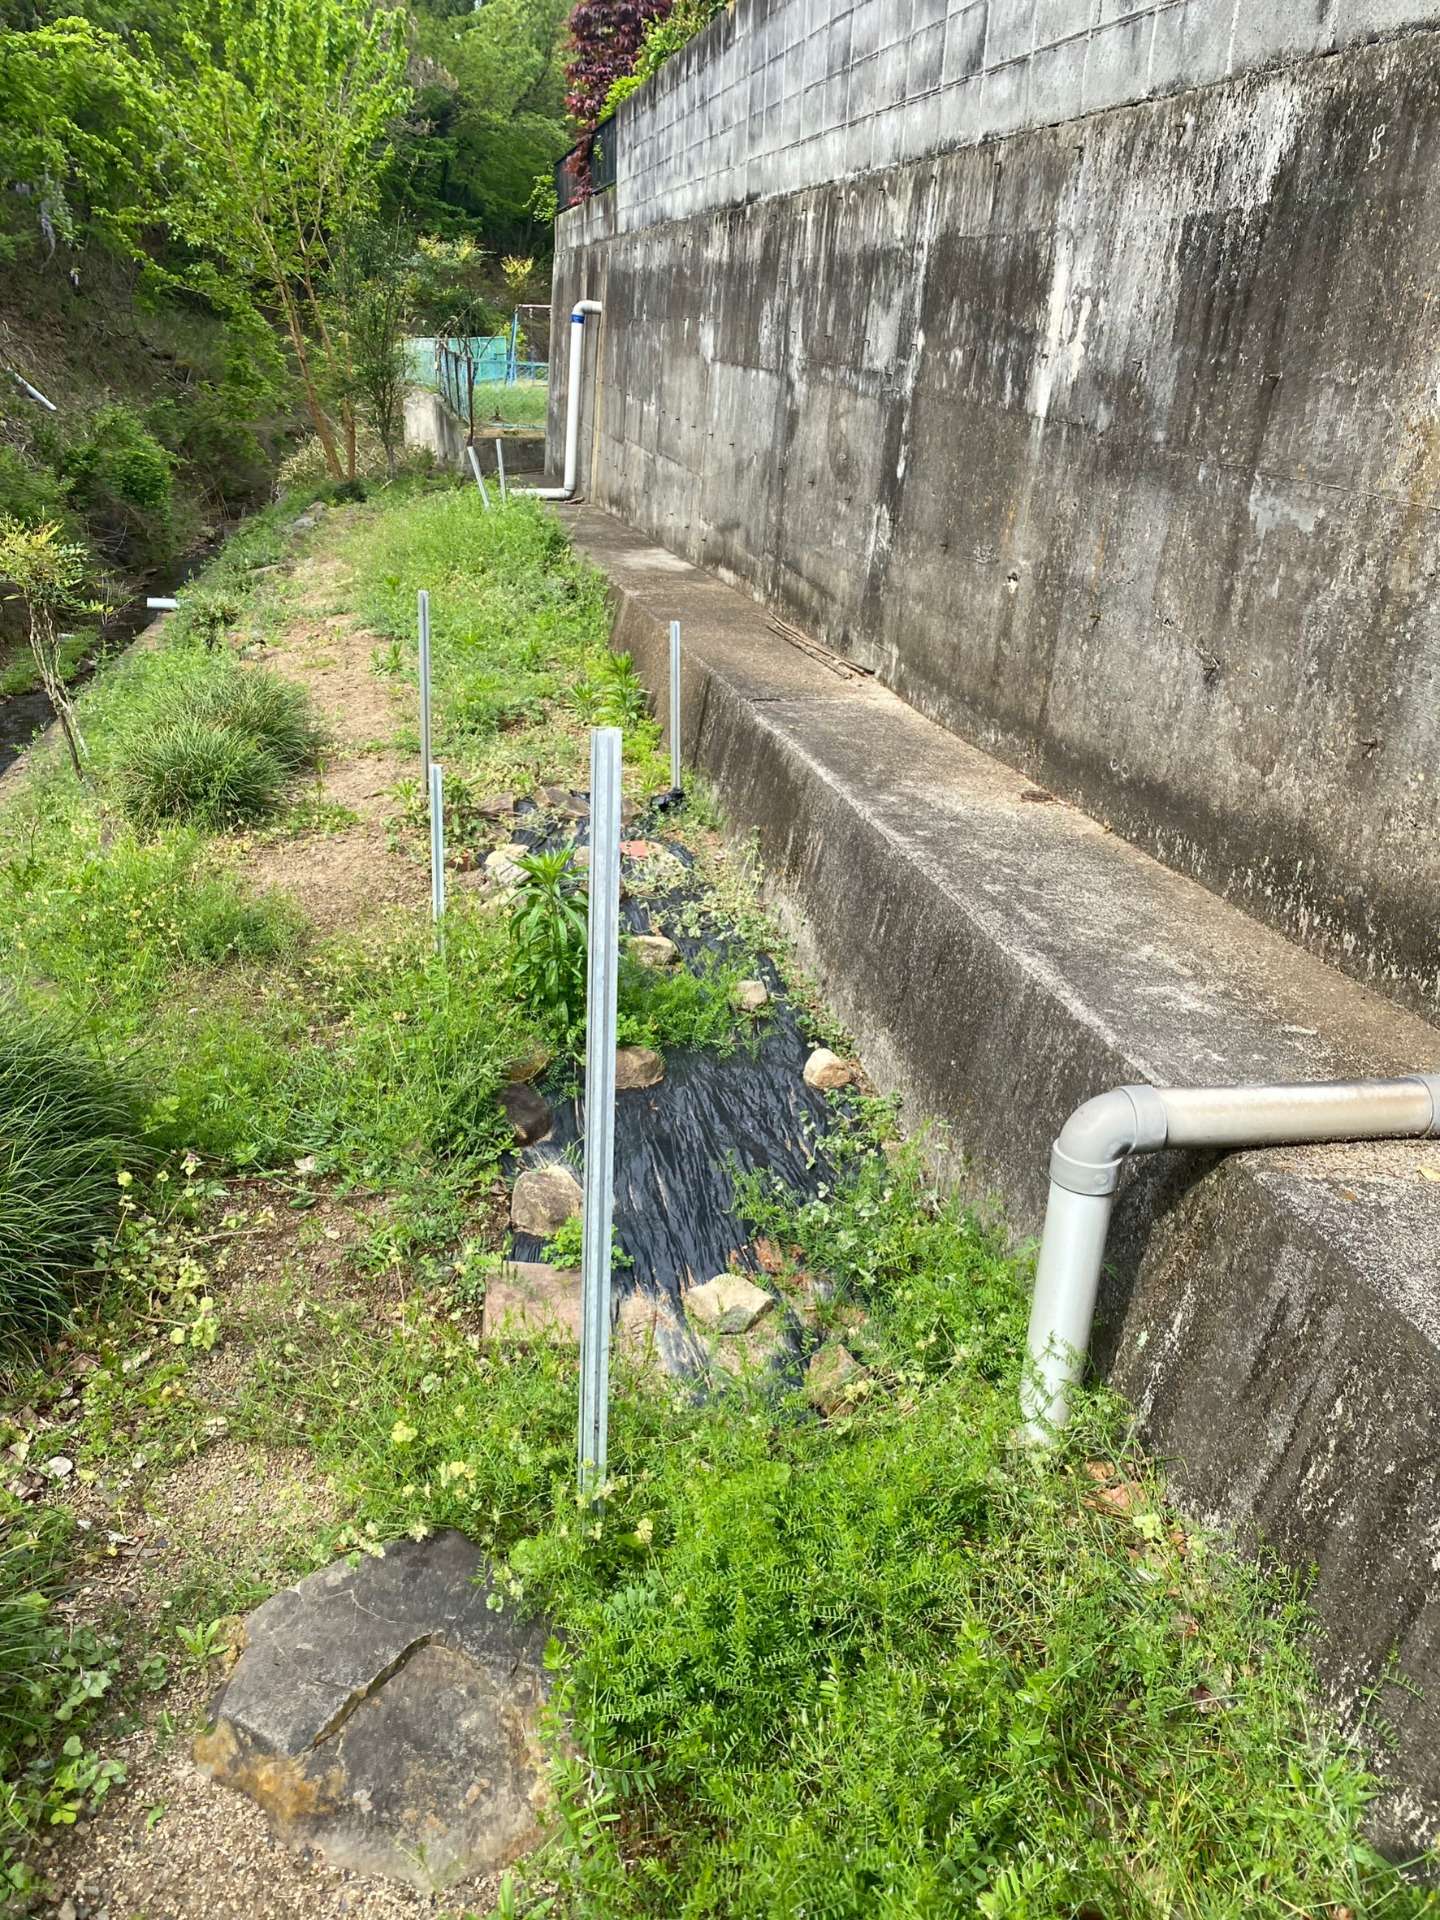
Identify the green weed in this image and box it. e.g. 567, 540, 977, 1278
0, 1005, 150, 1348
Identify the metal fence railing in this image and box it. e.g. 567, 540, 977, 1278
556, 120, 619, 212
408, 320, 551, 433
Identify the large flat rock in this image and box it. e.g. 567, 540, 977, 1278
195, 1531, 551, 1892
567, 502, 1440, 1852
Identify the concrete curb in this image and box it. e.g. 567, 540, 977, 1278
567, 500, 1440, 1853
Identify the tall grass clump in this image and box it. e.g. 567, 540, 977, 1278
113, 717, 285, 832
103, 656, 325, 832
0, 1006, 148, 1349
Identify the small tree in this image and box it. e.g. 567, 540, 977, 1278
167, 0, 409, 482
330, 223, 415, 478
0, 519, 95, 776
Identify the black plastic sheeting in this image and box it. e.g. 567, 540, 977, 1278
502, 797, 842, 1309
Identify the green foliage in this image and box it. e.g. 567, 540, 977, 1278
570, 650, 651, 729
471, 380, 550, 428
508, 847, 588, 1041
264, 1143, 1435, 1918
0, 1517, 124, 1880
0, 446, 69, 530
62, 404, 173, 513
599, 0, 728, 119
2, 820, 301, 1023
0, 17, 163, 259
540, 1213, 631, 1269
113, 718, 286, 833
105, 658, 325, 831
166, 0, 410, 480
388, 0, 571, 248
0, 1005, 149, 1348
615, 950, 746, 1055
286, 910, 535, 1178
0, 515, 95, 774
348, 490, 620, 772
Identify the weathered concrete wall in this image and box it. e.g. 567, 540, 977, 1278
553, 21, 1440, 1017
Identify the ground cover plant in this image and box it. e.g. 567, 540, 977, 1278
0, 484, 1433, 1916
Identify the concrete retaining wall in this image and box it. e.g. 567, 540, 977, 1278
569, 500, 1440, 1854
553, 13, 1440, 1018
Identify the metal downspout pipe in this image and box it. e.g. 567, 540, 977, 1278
1021, 1073, 1440, 1443
520, 299, 602, 501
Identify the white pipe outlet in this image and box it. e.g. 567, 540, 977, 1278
521, 299, 602, 500
1021, 1072, 1440, 1443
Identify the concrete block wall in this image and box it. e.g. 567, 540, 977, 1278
609, 0, 1440, 232
555, 19, 1440, 1020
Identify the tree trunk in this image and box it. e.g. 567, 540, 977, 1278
278, 284, 344, 480
30, 619, 85, 778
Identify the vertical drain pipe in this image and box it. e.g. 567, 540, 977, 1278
521, 299, 602, 501
1021, 1073, 1440, 1443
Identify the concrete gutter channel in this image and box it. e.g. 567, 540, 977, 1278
562, 501, 1440, 1854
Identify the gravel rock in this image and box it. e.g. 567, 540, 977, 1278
484, 843, 529, 889
194, 1531, 551, 1893
498, 1082, 552, 1147
510, 1164, 581, 1235
629, 933, 679, 968
615, 1045, 665, 1091
732, 979, 769, 1013
685, 1274, 774, 1335
805, 1344, 871, 1416
803, 1047, 854, 1091
482, 1263, 581, 1343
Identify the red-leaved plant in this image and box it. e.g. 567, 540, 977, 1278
564, 0, 674, 192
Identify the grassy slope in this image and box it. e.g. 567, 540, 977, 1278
0, 483, 1433, 1917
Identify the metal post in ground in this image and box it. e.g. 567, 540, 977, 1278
669, 618, 682, 800
467, 444, 492, 512
429, 762, 446, 953
577, 725, 622, 1494
418, 589, 433, 791
495, 436, 508, 504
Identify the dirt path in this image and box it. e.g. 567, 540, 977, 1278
237, 535, 427, 937
32, 516, 502, 1920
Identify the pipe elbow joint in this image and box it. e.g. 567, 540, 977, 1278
1049, 1084, 1169, 1196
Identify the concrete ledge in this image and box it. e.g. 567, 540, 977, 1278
566, 502, 1440, 1851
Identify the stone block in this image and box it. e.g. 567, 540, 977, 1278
985, 0, 1037, 64
1028, 36, 1086, 121
1147, 0, 1231, 94
1081, 13, 1154, 112
944, 0, 990, 80
195, 1533, 551, 1892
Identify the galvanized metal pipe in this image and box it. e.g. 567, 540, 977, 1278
1022, 1073, 1440, 1443
495, 436, 508, 503
417, 589, 433, 793
668, 618, 682, 798
578, 726, 622, 1492
467, 443, 492, 512
428, 762, 446, 950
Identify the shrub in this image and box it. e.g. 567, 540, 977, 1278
61, 404, 173, 513
105, 662, 325, 830
187, 668, 326, 773
169, 587, 242, 651
0, 1005, 149, 1347
508, 847, 588, 1042
113, 716, 285, 831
